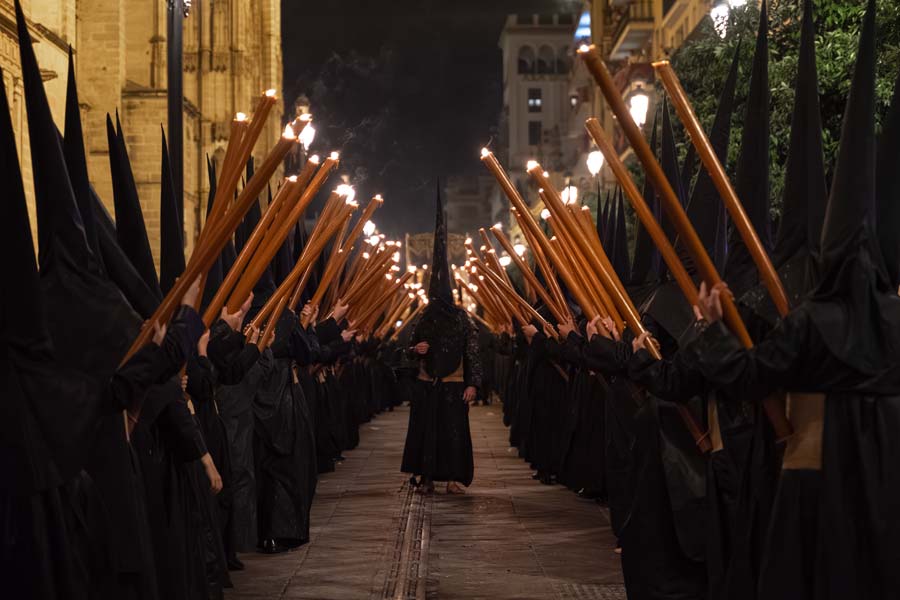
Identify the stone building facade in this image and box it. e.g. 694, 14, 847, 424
1, 0, 283, 261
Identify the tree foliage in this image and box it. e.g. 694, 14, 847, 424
668, 0, 900, 218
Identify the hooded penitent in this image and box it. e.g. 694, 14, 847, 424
660, 100, 692, 275
160, 128, 185, 295
724, 0, 771, 298
12, 1, 156, 592
413, 181, 466, 379
236, 158, 276, 301
610, 190, 630, 279
684, 42, 741, 276
108, 112, 163, 302
771, 0, 827, 298
808, 0, 899, 375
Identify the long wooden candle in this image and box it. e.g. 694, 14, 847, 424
654, 61, 789, 316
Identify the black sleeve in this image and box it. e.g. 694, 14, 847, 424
559, 332, 587, 368
185, 356, 216, 406
153, 305, 205, 383
687, 314, 808, 400
208, 318, 261, 385
463, 315, 483, 388
107, 344, 160, 412
627, 348, 707, 401
158, 399, 208, 463
583, 335, 632, 375
315, 318, 342, 345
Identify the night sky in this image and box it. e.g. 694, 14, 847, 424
281, 0, 579, 237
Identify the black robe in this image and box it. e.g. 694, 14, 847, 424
401, 308, 482, 486
687, 313, 900, 599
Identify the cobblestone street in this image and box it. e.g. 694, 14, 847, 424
226, 404, 624, 599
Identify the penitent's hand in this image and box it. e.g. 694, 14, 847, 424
632, 331, 652, 353
333, 300, 349, 322
602, 317, 621, 342
697, 281, 728, 324
341, 329, 357, 343
201, 453, 223, 495
522, 324, 538, 341
182, 276, 202, 308
586, 316, 601, 340
221, 307, 244, 332
414, 342, 430, 355
463, 386, 477, 404
152, 321, 167, 346
557, 316, 577, 338
245, 325, 261, 346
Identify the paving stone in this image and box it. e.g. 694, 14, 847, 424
226, 404, 624, 599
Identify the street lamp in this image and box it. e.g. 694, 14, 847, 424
628, 91, 649, 128
587, 150, 604, 176
561, 185, 578, 205
167, 0, 191, 219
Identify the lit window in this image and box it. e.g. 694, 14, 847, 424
527, 88, 543, 113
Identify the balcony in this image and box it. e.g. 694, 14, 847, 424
608, 0, 654, 61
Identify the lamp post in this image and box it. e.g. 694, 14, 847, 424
168, 0, 191, 221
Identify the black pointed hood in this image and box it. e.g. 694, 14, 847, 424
16, 2, 90, 271
807, 0, 899, 375
630, 109, 660, 285
661, 99, 693, 277
107, 114, 162, 300
272, 184, 295, 285
63, 47, 102, 267
14, 0, 141, 380
0, 67, 102, 493
876, 59, 900, 287
236, 158, 275, 299
600, 190, 612, 247
685, 42, 740, 275
0, 68, 48, 351
201, 157, 227, 310
92, 188, 160, 319
773, 0, 827, 293
159, 128, 184, 295
724, 0, 771, 296
610, 192, 630, 278
428, 180, 454, 305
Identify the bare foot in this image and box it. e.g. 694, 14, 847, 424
446, 482, 466, 495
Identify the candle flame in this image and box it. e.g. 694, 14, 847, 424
330, 151, 340, 161
407, 265, 417, 273
480, 245, 487, 252
480, 148, 491, 158
471, 284, 479, 293
385, 274, 393, 280
265, 88, 277, 97
499, 256, 512, 267
421, 265, 428, 270
235, 112, 247, 122
336, 184, 356, 203
362, 252, 371, 259
288, 175, 298, 182
493, 222, 502, 231
395, 241, 402, 248
363, 220, 377, 236
374, 194, 383, 201
299, 123, 316, 149
541, 209, 551, 220
392, 252, 401, 262
577, 44, 592, 54
283, 124, 296, 139
526, 160, 539, 171
391, 265, 400, 271
514, 243, 527, 256
367, 235, 380, 245
543, 171, 550, 178
465, 237, 473, 245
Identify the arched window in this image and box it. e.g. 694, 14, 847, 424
518, 45, 535, 74
557, 46, 572, 74
537, 45, 555, 74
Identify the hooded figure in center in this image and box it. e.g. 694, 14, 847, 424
401, 183, 482, 494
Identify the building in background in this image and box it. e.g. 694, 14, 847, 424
445, 174, 499, 238
1, 0, 283, 261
